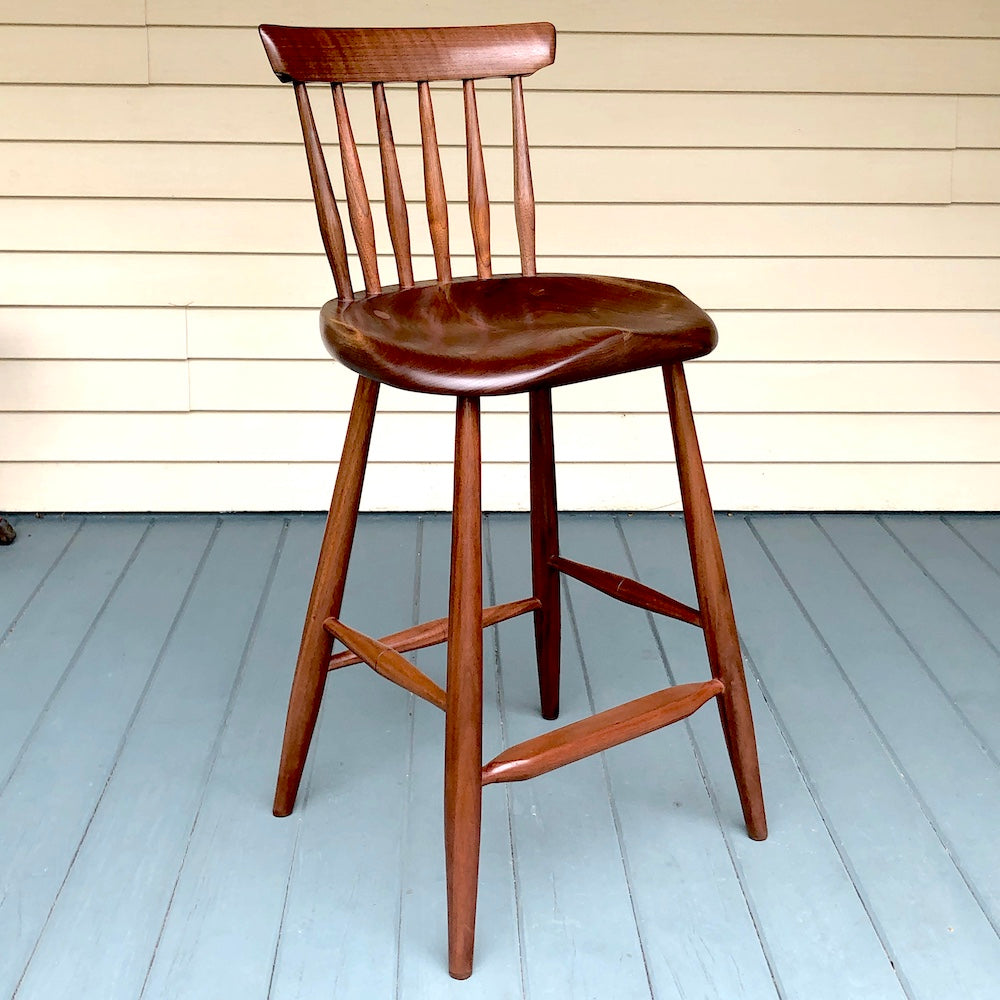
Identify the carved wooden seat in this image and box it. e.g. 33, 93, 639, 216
260, 21, 767, 981
323, 274, 717, 395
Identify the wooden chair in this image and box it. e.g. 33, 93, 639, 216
260, 22, 766, 980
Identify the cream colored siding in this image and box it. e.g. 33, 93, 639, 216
1, 2, 998, 512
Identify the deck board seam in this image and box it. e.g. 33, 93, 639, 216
730, 521, 912, 997
392, 516, 423, 1000
483, 515, 530, 1000
138, 518, 289, 1000
878, 516, 1000, 668
9, 515, 220, 998
616, 514, 787, 1000
723, 515, 914, 995
0, 516, 85, 644
814, 515, 1000, 771
562, 572, 657, 999
747, 516, 1000, 944
941, 516, 1000, 578
1, 517, 154, 799
267, 817, 303, 1000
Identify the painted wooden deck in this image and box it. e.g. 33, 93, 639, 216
2, 511, 999, 1000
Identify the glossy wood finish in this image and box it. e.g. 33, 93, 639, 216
417, 82, 451, 283
481, 679, 724, 785
11, 513, 1000, 1000
511, 75, 536, 276
372, 81, 413, 288
326, 618, 446, 711
293, 82, 352, 301
322, 274, 717, 396
529, 387, 561, 719
262, 20, 767, 983
551, 555, 703, 627
463, 80, 492, 279
332, 82, 380, 294
272, 376, 378, 817
326, 596, 540, 669
445, 396, 484, 980
259, 23, 555, 84
664, 363, 767, 841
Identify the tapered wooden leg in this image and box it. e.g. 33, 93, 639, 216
445, 396, 484, 979
529, 387, 561, 719
664, 364, 767, 841
273, 376, 380, 817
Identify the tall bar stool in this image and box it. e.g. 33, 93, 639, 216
260, 22, 766, 980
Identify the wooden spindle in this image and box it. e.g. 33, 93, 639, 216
373, 82, 414, 287
418, 81, 451, 282
511, 76, 536, 277
463, 79, 491, 279
293, 82, 352, 301
332, 82, 380, 294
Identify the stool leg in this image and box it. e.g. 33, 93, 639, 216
664, 364, 767, 841
273, 376, 380, 817
445, 396, 484, 979
529, 387, 561, 720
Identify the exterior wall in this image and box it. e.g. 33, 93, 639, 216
1, 0, 998, 512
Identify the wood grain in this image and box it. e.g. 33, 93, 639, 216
511, 75, 536, 276
321, 274, 716, 396
327, 596, 539, 669
332, 82, 380, 293
326, 617, 446, 710
482, 679, 724, 784
529, 387, 560, 719
463, 79, 492, 279
272, 377, 378, 816
552, 555, 702, 627
665, 363, 766, 841
417, 82, 451, 282
259, 23, 555, 83
294, 81, 352, 300
444, 395, 484, 979
373, 81, 414, 287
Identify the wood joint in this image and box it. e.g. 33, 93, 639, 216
326, 618, 446, 711
327, 597, 540, 669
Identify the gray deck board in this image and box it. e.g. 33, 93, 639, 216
716, 515, 1000, 1000
2, 512, 999, 999
752, 516, 1000, 932
0, 515, 82, 634
817, 515, 1000, 765
489, 515, 654, 1000
619, 514, 909, 1000
268, 516, 417, 1000
0, 518, 148, 785
140, 517, 320, 1000
14, 517, 284, 1000
396, 514, 523, 1000
558, 515, 779, 1000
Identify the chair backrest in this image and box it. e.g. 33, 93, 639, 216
259, 23, 557, 301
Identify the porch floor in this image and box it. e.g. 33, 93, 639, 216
2, 511, 1000, 999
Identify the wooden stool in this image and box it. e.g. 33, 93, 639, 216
260, 22, 766, 980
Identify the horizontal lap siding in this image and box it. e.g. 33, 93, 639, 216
1, 2, 998, 512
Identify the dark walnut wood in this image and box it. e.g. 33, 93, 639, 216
261, 18, 767, 982
551, 555, 702, 627
322, 274, 717, 396
327, 596, 539, 670
482, 680, 724, 785
326, 618, 447, 711
260, 22, 555, 83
